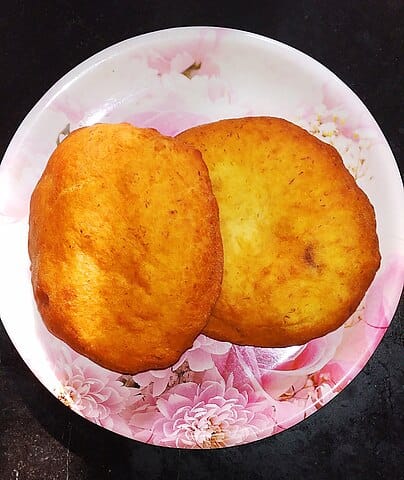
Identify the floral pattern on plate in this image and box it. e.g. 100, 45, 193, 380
0, 27, 403, 448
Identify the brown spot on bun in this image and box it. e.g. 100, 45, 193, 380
178, 117, 380, 347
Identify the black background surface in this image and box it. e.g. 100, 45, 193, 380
0, 2, 403, 479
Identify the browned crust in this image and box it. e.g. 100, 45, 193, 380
178, 117, 381, 347
29, 123, 223, 373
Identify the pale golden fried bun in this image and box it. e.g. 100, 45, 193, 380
29, 123, 223, 373
178, 117, 380, 347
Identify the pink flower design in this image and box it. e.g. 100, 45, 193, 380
130, 369, 275, 448
119, 384, 162, 443
52, 97, 87, 125
322, 84, 375, 139
128, 110, 210, 136
46, 258, 403, 447
331, 257, 404, 383
210, 328, 347, 432
262, 327, 344, 397
295, 82, 381, 181
133, 335, 231, 396
215, 327, 344, 400
133, 362, 197, 397
363, 258, 404, 332
270, 258, 404, 431
133, 368, 172, 397
249, 359, 346, 433
180, 334, 232, 371
147, 30, 223, 78
0, 142, 49, 222
54, 346, 133, 437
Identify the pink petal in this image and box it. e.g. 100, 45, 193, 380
194, 335, 231, 355
274, 327, 344, 373
166, 382, 198, 399
157, 394, 191, 418
200, 366, 226, 383
198, 381, 225, 402
170, 52, 195, 73
215, 347, 250, 389
105, 415, 133, 438
130, 410, 161, 429
187, 348, 214, 371
132, 429, 154, 443
152, 376, 171, 396
133, 371, 154, 386
162, 420, 177, 438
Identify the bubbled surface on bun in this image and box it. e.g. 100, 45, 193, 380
178, 117, 380, 347
29, 123, 223, 373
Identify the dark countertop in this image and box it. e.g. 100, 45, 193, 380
0, 2, 403, 479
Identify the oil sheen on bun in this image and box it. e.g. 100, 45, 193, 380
178, 117, 380, 347
29, 123, 223, 373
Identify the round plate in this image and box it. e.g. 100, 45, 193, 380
0, 27, 403, 449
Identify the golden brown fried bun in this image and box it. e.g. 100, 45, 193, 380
29, 123, 223, 373
178, 117, 380, 347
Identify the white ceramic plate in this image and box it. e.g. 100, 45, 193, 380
0, 27, 403, 449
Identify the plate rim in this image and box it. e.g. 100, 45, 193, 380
0, 25, 403, 449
